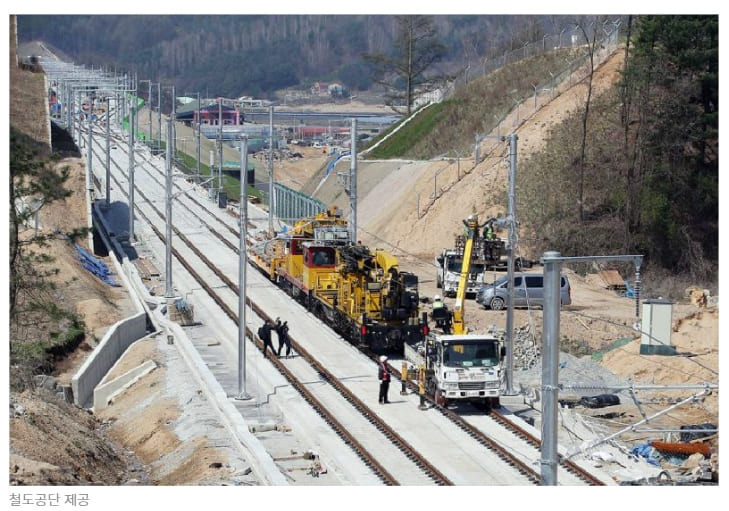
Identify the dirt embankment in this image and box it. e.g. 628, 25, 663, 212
9, 34, 717, 486
8, 147, 150, 485
10, 37, 246, 486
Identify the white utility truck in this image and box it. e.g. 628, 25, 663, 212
435, 248, 486, 297
410, 215, 505, 408
404, 333, 503, 408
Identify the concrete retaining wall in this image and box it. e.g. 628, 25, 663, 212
72, 310, 147, 408
81, 126, 95, 251
93, 359, 157, 411
80, 189, 287, 484
71, 202, 156, 408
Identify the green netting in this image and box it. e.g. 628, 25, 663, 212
592, 337, 634, 361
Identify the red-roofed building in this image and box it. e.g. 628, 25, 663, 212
176, 99, 243, 128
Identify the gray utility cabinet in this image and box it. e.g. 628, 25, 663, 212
640, 298, 676, 355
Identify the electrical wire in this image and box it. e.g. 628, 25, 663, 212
267, 151, 719, 398
564, 309, 718, 378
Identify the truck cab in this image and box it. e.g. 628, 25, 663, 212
430, 334, 503, 407
405, 334, 504, 409
436, 249, 485, 298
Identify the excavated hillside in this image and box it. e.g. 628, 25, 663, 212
329, 50, 625, 260
302, 47, 719, 438
265, 47, 717, 424
8, 33, 718, 488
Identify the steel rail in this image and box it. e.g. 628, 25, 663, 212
93, 128, 598, 486
97, 139, 453, 485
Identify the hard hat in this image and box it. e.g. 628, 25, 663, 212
380, 355, 387, 362
434, 294, 441, 301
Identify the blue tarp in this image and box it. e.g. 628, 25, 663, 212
630, 443, 661, 466
74, 244, 120, 287
622, 280, 636, 298
325, 151, 349, 177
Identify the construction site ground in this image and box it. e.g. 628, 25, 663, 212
292, 48, 719, 443
7, 42, 719, 494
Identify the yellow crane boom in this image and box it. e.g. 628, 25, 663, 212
452, 215, 482, 335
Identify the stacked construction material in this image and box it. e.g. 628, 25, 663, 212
74, 244, 120, 287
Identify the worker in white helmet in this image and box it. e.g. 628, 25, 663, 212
378, 355, 391, 404
432, 294, 444, 310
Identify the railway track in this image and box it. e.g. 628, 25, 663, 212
90, 127, 452, 485
488, 409, 605, 485
85, 123, 603, 486
385, 359, 605, 485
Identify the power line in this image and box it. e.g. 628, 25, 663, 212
564, 309, 719, 378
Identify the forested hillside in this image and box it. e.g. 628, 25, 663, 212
518, 16, 718, 281
18, 14, 569, 98
363, 15, 717, 282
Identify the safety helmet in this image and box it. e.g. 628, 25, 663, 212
380, 355, 387, 362
434, 294, 441, 301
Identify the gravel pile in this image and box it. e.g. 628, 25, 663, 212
513, 350, 630, 401
485, 324, 629, 400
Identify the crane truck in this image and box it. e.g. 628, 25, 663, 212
405, 214, 505, 408
435, 218, 532, 297
435, 248, 486, 298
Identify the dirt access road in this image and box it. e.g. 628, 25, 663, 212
305, 48, 718, 430
9, 37, 716, 487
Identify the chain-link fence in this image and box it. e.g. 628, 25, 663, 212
444, 19, 623, 100
412, 20, 623, 220
476, 20, 621, 156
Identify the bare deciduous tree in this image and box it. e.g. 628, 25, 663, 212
574, 15, 607, 224
364, 15, 446, 115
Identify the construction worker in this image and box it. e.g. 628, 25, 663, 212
276, 320, 292, 358
258, 320, 275, 358
432, 294, 444, 310
274, 317, 284, 354
484, 219, 497, 261
431, 294, 451, 334
463, 215, 488, 241
378, 355, 391, 404
484, 220, 496, 240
